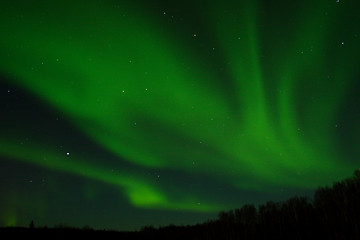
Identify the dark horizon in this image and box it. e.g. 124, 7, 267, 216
2, 169, 360, 239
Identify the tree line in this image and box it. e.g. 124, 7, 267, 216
146, 169, 360, 240
9, 169, 360, 239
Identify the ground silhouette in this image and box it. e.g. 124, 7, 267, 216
1, 169, 359, 239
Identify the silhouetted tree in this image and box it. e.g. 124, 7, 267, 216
8, 169, 360, 240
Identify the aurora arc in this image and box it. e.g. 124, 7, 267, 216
0, 0, 359, 229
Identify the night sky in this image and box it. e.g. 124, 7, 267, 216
0, 0, 359, 231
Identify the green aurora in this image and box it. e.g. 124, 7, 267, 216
0, 0, 359, 230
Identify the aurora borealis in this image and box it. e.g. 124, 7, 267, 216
0, 0, 359, 230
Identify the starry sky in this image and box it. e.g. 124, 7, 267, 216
0, 0, 359, 231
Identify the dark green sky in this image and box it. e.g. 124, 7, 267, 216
0, 0, 359, 230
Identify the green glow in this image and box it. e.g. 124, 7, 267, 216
0, 138, 219, 212
0, 0, 359, 221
